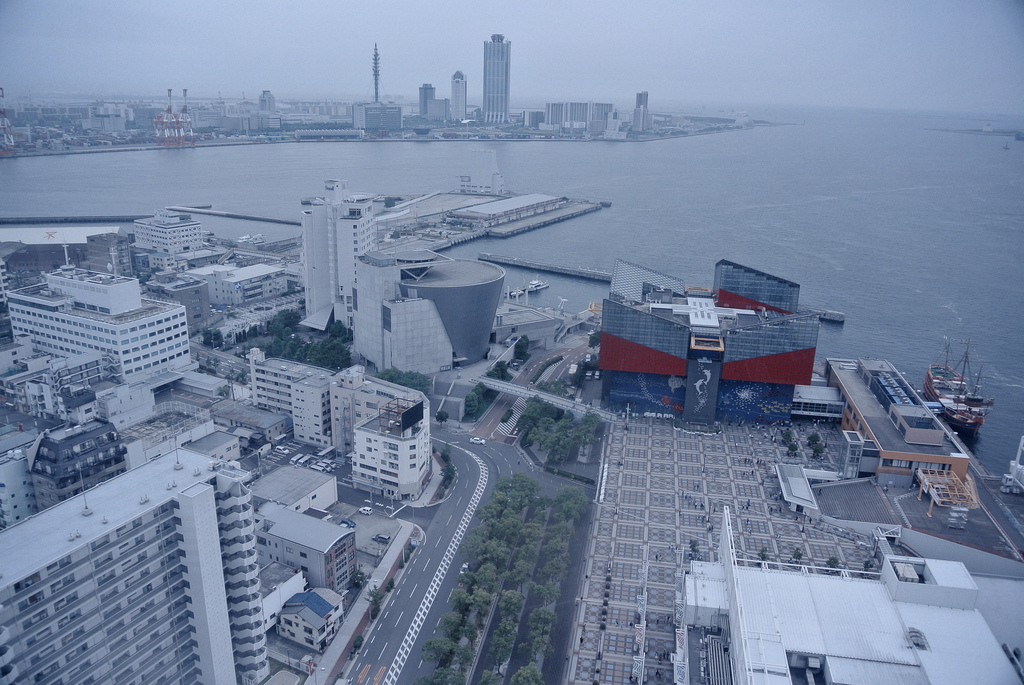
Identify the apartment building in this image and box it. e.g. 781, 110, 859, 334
248, 349, 333, 447
0, 449, 269, 685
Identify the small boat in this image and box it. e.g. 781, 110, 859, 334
237, 234, 253, 243
250, 234, 266, 244
922, 339, 993, 438
525, 279, 549, 292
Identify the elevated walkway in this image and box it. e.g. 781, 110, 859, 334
476, 377, 616, 421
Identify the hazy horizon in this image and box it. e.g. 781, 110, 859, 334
2, 0, 1023, 116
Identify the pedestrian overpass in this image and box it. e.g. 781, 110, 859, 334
476, 377, 617, 422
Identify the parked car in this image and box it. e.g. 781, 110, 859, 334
340, 518, 356, 528
373, 534, 391, 544
469, 437, 485, 445
359, 506, 373, 515
459, 562, 469, 574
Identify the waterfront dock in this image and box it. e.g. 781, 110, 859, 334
484, 201, 601, 237
478, 253, 612, 282
0, 215, 150, 225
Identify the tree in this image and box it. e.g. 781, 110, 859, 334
588, 330, 602, 348
499, 590, 524, 619
435, 409, 449, 426
421, 637, 458, 668
782, 429, 794, 443
812, 442, 825, 458
386, 577, 395, 592
368, 585, 384, 619
758, 548, 769, 562
514, 335, 530, 362
808, 432, 821, 445
217, 385, 230, 398
351, 570, 366, 587
792, 548, 803, 563
510, 663, 544, 684
689, 539, 700, 557
863, 559, 875, 571
787, 442, 799, 455
414, 666, 465, 685
376, 367, 432, 395
826, 556, 840, 569
478, 672, 501, 685
438, 612, 465, 641
553, 486, 588, 522
487, 360, 512, 381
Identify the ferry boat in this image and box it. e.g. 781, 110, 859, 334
922, 340, 993, 438
525, 279, 549, 292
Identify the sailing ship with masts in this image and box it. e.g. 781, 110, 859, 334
922, 339, 994, 438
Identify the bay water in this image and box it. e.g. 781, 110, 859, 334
1, 107, 1021, 474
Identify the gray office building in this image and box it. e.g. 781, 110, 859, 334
353, 250, 504, 373
483, 34, 511, 124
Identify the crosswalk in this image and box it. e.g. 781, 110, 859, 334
496, 397, 527, 436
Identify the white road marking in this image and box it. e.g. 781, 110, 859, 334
382, 449, 489, 685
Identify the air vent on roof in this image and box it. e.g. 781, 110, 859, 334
908, 628, 929, 650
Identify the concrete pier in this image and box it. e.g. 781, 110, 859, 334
478, 253, 612, 282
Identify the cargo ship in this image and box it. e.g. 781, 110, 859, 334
922, 340, 993, 438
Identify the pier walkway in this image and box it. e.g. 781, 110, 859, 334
478, 253, 612, 282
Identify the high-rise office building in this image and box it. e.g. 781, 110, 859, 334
418, 84, 435, 117
258, 89, 276, 113
299, 180, 377, 330
0, 449, 269, 685
483, 34, 511, 124
451, 71, 467, 121
633, 91, 652, 132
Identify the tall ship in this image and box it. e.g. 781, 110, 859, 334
922, 340, 994, 438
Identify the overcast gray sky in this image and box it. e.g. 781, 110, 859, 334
2, 0, 1023, 114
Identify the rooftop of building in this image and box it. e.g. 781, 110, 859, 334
454, 193, 560, 218
0, 448, 225, 588
213, 402, 290, 429
11, 283, 183, 325
715, 258, 800, 289
252, 357, 336, 388
186, 430, 236, 453
258, 561, 304, 600
121, 402, 210, 444
41, 419, 113, 443
257, 502, 353, 553
186, 263, 283, 281
0, 225, 122, 245
827, 358, 957, 458
283, 588, 344, 618
250, 466, 335, 507
135, 209, 200, 227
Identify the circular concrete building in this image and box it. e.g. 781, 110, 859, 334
354, 250, 505, 373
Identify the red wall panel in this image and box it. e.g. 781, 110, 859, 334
721, 347, 815, 385
599, 333, 688, 376
715, 289, 792, 315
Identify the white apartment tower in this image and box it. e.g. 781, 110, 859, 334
7, 266, 192, 381
483, 34, 511, 124
0, 449, 269, 685
300, 180, 377, 330
133, 208, 204, 254
451, 71, 467, 121
249, 348, 334, 447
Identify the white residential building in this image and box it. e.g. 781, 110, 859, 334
186, 263, 287, 305
133, 208, 204, 254
7, 266, 192, 381
352, 392, 431, 501
249, 349, 334, 447
300, 180, 378, 330
0, 449, 269, 685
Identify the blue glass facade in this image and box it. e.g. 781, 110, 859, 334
713, 260, 800, 313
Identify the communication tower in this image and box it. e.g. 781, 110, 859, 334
372, 44, 381, 103
0, 88, 15, 155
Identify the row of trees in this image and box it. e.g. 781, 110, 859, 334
515, 397, 601, 463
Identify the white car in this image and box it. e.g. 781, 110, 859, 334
469, 437, 486, 445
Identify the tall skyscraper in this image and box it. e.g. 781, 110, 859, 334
633, 90, 652, 132
451, 71, 467, 121
483, 34, 511, 124
418, 84, 435, 117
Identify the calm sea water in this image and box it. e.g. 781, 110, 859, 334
1, 107, 1022, 474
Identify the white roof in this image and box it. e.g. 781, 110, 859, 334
775, 464, 818, 510
0, 225, 121, 245
186, 263, 283, 282
459, 193, 558, 217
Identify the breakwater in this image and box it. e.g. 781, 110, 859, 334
165, 206, 301, 226
477, 253, 612, 282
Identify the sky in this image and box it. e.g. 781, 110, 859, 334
2, 0, 1023, 115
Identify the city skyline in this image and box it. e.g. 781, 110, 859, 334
1, 0, 1023, 115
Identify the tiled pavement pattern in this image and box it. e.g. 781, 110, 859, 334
569, 418, 875, 684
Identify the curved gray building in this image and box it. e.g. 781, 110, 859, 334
353, 250, 504, 373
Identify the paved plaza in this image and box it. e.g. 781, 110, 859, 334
569, 417, 876, 685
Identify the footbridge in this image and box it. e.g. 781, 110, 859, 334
476, 377, 617, 422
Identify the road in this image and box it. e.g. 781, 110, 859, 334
343, 422, 591, 685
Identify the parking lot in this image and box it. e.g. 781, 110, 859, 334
246, 440, 405, 571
